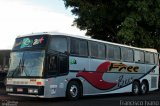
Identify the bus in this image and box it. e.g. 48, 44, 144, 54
6, 32, 159, 100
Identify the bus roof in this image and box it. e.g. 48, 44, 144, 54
18, 32, 158, 53
141, 48, 158, 53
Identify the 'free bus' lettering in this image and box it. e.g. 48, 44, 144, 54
109, 63, 139, 72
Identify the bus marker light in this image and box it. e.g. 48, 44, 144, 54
28, 89, 33, 93
6, 87, 13, 92
28, 89, 38, 94
17, 88, 23, 92
36, 82, 42, 86
33, 89, 38, 93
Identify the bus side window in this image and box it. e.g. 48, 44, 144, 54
154, 53, 158, 65
70, 39, 79, 55
98, 44, 105, 59
90, 42, 98, 58
70, 38, 88, 57
59, 55, 69, 75
107, 45, 121, 60
108, 45, 114, 59
122, 48, 133, 62
150, 53, 154, 64
49, 37, 67, 53
48, 55, 58, 76
79, 40, 88, 57
135, 50, 144, 63
145, 52, 154, 64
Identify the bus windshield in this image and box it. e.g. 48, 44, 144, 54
7, 51, 45, 78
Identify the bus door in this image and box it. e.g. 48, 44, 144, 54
45, 53, 68, 97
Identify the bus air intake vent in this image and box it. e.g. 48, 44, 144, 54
151, 77, 157, 88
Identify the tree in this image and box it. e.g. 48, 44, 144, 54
63, 0, 160, 52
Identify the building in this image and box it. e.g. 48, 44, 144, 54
0, 50, 10, 84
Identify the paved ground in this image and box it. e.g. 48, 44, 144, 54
0, 84, 160, 106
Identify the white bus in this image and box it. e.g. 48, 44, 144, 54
6, 32, 159, 100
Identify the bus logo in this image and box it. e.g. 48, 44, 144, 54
109, 63, 139, 73
76, 62, 139, 90
21, 38, 33, 48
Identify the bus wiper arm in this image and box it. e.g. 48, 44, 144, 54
11, 65, 20, 78
21, 59, 29, 76
10, 59, 28, 77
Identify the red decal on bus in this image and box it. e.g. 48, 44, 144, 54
76, 62, 117, 90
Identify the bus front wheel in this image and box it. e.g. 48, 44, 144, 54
66, 81, 81, 100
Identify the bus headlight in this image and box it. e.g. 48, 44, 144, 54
33, 89, 38, 93
28, 88, 38, 94
6, 87, 13, 92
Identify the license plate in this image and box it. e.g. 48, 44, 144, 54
17, 88, 23, 92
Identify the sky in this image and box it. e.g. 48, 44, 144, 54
0, 0, 86, 49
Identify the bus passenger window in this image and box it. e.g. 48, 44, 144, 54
70, 39, 79, 55
155, 54, 158, 65
90, 42, 98, 58
150, 53, 154, 64
107, 45, 120, 60
70, 39, 88, 57
79, 40, 88, 56
59, 55, 68, 74
145, 52, 150, 64
49, 37, 67, 53
48, 56, 58, 75
122, 48, 133, 62
114, 46, 121, 60
98, 44, 105, 58
134, 50, 144, 63
108, 46, 114, 59
145, 52, 154, 64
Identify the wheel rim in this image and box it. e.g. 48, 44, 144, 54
133, 85, 139, 94
70, 85, 78, 98
141, 84, 146, 94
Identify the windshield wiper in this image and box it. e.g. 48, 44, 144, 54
10, 59, 28, 77
21, 59, 29, 76
11, 62, 21, 78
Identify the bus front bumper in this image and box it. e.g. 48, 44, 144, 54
7, 93, 45, 98
6, 85, 44, 97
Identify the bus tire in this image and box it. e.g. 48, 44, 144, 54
132, 81, 140, 95
140, 81, 148, 94
66, 81, 81, 100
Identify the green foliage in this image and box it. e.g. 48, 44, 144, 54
63, 0, 160, 52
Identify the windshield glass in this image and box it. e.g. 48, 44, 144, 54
8, 51, 45, 77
